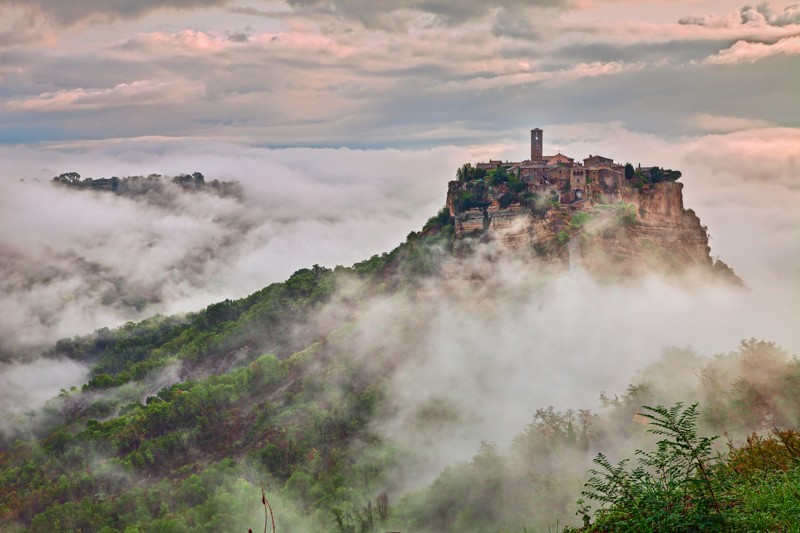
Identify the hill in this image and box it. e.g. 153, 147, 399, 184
0, 152, 776, 533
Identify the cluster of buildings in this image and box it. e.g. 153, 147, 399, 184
476, 128, 628, 204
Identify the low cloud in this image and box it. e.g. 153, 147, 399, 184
0, 126, 798, 428
0, 140, 469, 352
0, 357, 88, 423
309, 241, 800, 495
689, 112, 774, 133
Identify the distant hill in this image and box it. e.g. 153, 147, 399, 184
52, 171, 243, 202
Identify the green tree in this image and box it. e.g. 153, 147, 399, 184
624, 163, 634, 180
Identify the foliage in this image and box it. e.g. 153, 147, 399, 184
615, 203, 638, 227
456, 163, 486, 183
711, 257, 741, 284
649, 166, 682, 183
568, 211, 592, 229
455, 183, 491, 212
487, 166, 509, 186
574, 400, 800, 533
624, 163, 634, 181
422, 207, 452, 233
579, 403, 722, 531
4, 337, 800, 532
47, 264, 339, 391
726, 429, 800, 475
52, 171, 242, 199
0, 203, 467, 531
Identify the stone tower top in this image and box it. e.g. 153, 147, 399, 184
531, 128, 543, 161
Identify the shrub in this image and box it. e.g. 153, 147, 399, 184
569, 212, 591, 229
579, 403, 723, 532
615, 204, 638, 227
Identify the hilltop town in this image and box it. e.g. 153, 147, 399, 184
444, 129, 736, 280
448, 128, 681, 217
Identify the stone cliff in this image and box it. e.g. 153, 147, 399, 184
446, 180, 735, 280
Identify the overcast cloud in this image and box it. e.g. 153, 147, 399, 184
0, 1, 798, 145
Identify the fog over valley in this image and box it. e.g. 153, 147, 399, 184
0, 0, 798, 530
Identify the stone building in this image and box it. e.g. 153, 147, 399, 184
473, 128, 641, 205
531, 128, 543, 161
584, 154, 614, 167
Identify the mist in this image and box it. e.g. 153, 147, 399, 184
0, 141, 478, 353
305, 242, 797, 496
0, 126, 797, 482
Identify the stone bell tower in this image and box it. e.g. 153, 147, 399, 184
531, 128, 543, 161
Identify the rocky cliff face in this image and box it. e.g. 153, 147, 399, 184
447, 181, 731, 280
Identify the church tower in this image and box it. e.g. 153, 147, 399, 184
531, 128, 543, 161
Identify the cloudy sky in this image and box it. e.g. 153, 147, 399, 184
1, 0, 798, 146
0, 0, 798, 355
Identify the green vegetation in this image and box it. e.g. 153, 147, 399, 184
572, 404, 800, 532
456, 163, 487, 183
0, 170, 786, 533
624, 163, 635, 181
649, 166, 682, 183
627, 166, 681, 189
568, 211, 592, 229
615, 203, 638, 227
577, 403, 723, 531
487, 166, 509, 186
395, 341, 800, 532
43, 211, 455, 394
422, 207, 453, 233
454, 163, 531, 213
0, 206, 465, 531
711, 256, 742, 284
2, 267, 798, 533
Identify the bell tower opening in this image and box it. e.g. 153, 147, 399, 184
531, 128, 543, 161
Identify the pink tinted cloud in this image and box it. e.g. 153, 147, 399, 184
684, 127, 800, 187
433, 60, 643, 92
122, 24, 357, 58
6, 79, 205, 112
705, 35, 800, 64
128, 29, 234, 53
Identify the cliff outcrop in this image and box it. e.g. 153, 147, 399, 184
447, 180, 732, 280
